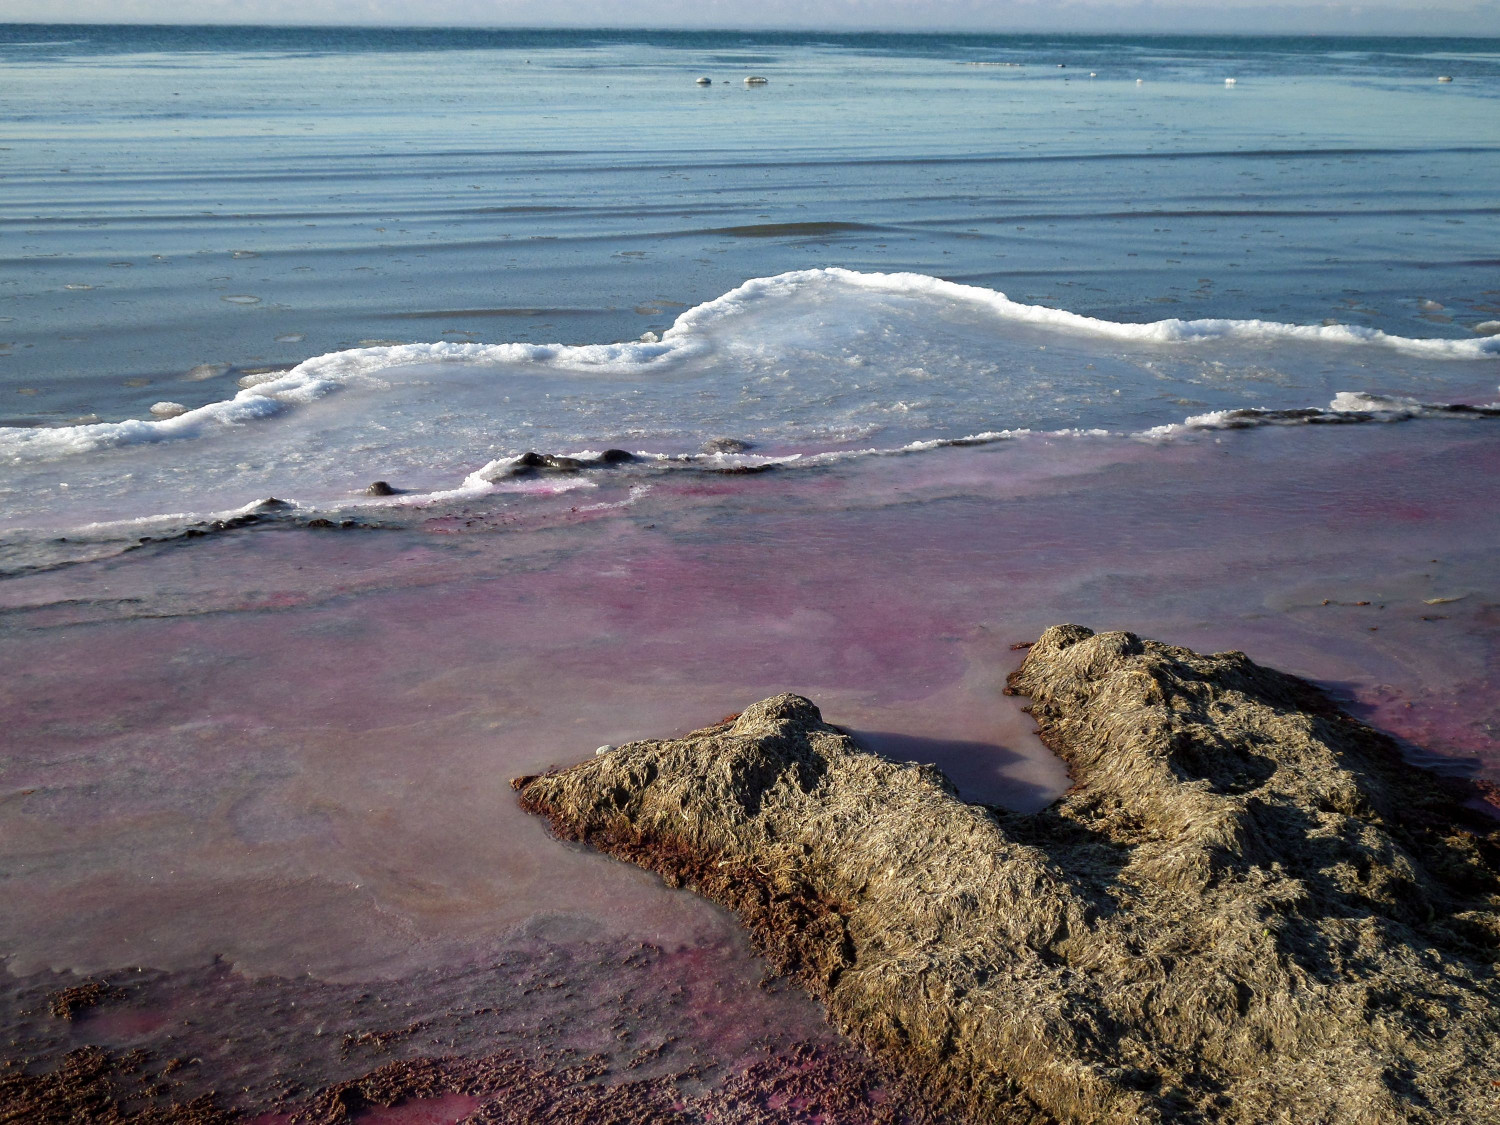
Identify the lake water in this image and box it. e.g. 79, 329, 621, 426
1, 24, 1498, 1122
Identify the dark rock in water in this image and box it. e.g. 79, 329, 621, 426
707, 462, 776, 475
306, 518, 335, 529
517, 625, 1500, 1125
209, 514, 260, 531
252, 497, 292, 511
364, 480, 398, 496
702, 437, 754, 454
598, 448, 636, 464
492, 451, 592, 478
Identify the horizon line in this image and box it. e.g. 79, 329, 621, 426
3, 20, 1499, 39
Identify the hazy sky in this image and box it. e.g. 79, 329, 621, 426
2, 0, 1498, 36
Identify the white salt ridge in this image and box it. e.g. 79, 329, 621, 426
4, 268, 1496, 465
1, 333, 697, 463
2, 268, 1498, 546
801, 270, 1497, 357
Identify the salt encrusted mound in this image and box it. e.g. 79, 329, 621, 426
515, 625, 1500, 1124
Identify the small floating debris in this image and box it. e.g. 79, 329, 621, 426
221, 294, 261, 305
1438, 75, 1454, 83
1089, 72, 1097, 78
1136, 78, 1144, 85
695, 76, 711, 85
744, 75, 768, 86
149, 401, 188, 418
1423, 595, 1467, 605
1224, 77, 1237, 86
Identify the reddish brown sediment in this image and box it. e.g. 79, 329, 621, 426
291, 1040, 953, 1125
1476, 777, 1500, 815
0, 1047, 235, 1125
45, 979, 116, 1021
1, 1039, 952, 1125
516, 626, 1500, 1124
2, 930, 953, 1125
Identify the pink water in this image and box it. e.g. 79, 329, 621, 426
1, 422, 1496, 1108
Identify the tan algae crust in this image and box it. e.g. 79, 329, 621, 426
515, 625, 1500, 1125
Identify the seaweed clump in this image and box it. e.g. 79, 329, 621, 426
516, 624, 1500, 1124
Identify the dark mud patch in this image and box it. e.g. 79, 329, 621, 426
2, 1039, 950, 1125
0, 923, 955, 1124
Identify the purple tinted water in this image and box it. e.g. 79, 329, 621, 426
2, 422, 1495, 993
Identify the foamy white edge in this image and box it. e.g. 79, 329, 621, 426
5, 268, 1497, 462
1140, 391, 1500, 439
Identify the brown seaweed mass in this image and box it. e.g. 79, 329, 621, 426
516, 624, 1500, 1124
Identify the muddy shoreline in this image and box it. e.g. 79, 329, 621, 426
2, 923, 953, 1124
518, 627, 1500, 1123
5, 618, 1498, 1122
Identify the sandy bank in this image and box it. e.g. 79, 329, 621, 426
518, 625, 1500, 1123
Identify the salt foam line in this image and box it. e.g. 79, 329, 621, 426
4, 270, 1495, 463
799, 269, 1500, 358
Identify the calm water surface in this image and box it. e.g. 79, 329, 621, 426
2, 26, 1498, 421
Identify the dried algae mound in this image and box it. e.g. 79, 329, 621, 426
515, 625, 1500, 1124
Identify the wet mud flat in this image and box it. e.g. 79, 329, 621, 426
3, 424, 1499, 1122
1, 917, 956, 1125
